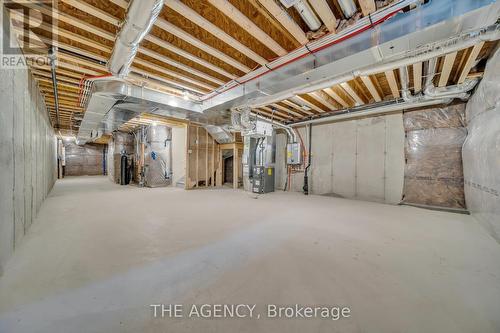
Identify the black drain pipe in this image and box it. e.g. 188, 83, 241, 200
303, 124, 312, 195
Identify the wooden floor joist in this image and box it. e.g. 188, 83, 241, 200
207, 0, 287, 56
256, 0, 309, 45
384, 70, 400, 98
458, 43, 485, 84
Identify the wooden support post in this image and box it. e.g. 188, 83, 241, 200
233, 145, 239, 189
205, 131, 209, 187
211, 137, 215, 186
216, 147, 223, 187
185, 124, 190, 190
195, 126, 199, 188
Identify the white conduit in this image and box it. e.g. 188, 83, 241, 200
248, 24, 500, 109
290, 98, 452, 126
289, 51, 487, 127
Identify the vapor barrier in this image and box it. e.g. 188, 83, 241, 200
402, 104, 467, 209
463, 47, 500, 241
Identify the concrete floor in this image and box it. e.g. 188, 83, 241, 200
1, 176, 499, 333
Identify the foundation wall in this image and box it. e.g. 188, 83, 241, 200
463, 46, 500, 241
0, 20, 57, 274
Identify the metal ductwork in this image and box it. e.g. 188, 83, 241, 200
203, 125, 234, 144
231, 107, 297, 143
77, 78, 205, 144
108, 0, 164, 76
338, 0, 357, 18
77, 0, 498, 144
203, 0, 499, 112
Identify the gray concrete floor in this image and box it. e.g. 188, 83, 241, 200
1, 176, 499, 333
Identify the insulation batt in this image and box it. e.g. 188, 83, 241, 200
402, 104, 467, 209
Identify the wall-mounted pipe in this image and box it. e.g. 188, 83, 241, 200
108, 0, 165, 76
423, 58, 479, 100
246, 23, 500, 109
291, 98, 452, 126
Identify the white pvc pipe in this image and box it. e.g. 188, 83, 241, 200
290, 98, 452, 126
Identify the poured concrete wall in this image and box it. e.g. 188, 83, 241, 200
0, 66, 57, 275
276, 113, 405, 204
463, 46, 500, 241
171, 126, 187, 186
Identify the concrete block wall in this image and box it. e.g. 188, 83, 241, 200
0, 68, 57, 275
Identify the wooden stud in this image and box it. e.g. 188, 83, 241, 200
205, 131, 209, 187
458, 42, 484, 84
233, 144, 239, 189
384, 70, 400, 98
208, 0, 287, 56
360, 75, 381, 102
195, 126, 199, 188
185, 124, 191, 189
256, 0, 308, 45
309, 0, 337, 32
211, 136, 215, 186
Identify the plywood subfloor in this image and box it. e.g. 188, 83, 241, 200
0, 176, 499, 332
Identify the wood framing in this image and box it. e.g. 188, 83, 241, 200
438, 52, 458, 87
358, 0, 376, 16
384, 70, 400, 98
458, 43, 485, 84
309, 0, 337, 32
256, 0, 309, 45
